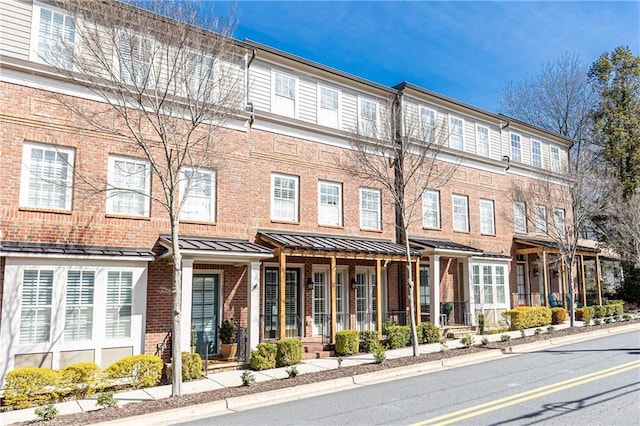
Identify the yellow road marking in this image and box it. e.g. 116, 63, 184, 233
410, 359, 640, 426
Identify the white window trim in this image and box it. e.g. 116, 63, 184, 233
531, 139, 542, 168
117, 31, 154, 87
479, 199, 495, 235
452, 194, 469, 232
29, 1, 77, 70
535, 204, 547, 234
510, 132, 522, 163
449, 115, 465, 150
316, 84, 342, 128
419, 106, 437, 141
184, 51, 219, 101
514, 201, 527, 233
550, 146, 561, 172
422, 189, 441, 229
20, 142, 75, 211
271, 69, 298, 118
358, 96, 379, 138
476, 124, 490, 157
554, 208, 566, 237
359, 187, 382, 230
271, 172, 299, 222
179, 167, 216, 223
106, 155, 151, 217
318, 180, 343, 227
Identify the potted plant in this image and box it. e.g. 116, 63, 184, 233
218, 317, 238, 360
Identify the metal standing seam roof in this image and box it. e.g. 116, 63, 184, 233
409, 237, 483, 254
159, 235, 273, 255
257, 230, 420, 257
0, 241, 155, 257
514, 236, 600, 253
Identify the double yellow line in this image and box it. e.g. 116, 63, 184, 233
410, 359, 640, 426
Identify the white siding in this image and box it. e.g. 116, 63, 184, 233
340, 89, 358, 131
248, 60, 272, 112
298, 75, 316, 122
0, 0, 33, 60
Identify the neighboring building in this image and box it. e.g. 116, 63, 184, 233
0, 0, 606, 383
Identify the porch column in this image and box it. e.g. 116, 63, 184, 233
595, 255, 603, 305
278, 250, 286, 341
330, 256, 337, 344
542, 251, 549, 307
247, 261, 261, 351
580, 255, 587, 307
375, 259, 382, 335
180, 258, 194, 351
415, 258, 421, 326
431, 255, 441, 326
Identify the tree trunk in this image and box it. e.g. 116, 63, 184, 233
404, 237, 419, 356
171, 218, 183, 397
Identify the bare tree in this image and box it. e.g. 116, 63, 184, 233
344, 93, 458, 355
47, 0, 244, 396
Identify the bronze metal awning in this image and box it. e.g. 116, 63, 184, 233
514, 236, 600, 256
0, 241, 155, 260
409, 237, 483, 256
158, 235, 273, 261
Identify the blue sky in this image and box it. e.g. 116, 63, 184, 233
214, 1, 639, 112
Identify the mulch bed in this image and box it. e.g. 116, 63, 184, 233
10, 320, 638, 425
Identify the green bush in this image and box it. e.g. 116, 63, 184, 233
551, 307, 567, 324
372, 343, 386, 364
105, 354, 163, 389
335, 330, 359, 355
181, 352, 203, 381
386, 325, 411, 349
3, 367, 61, 409
34, 403, 58, 421
586, 306, 596, 319
276, 338, 302, 367
250, 343, 277, 370
382, 321, 398, 337
96, 391, 118, 408
359, 330, 381, 353
418, 322, 441, 344
593, 305, 607, 318
610, 303, 624, 316
460, 334, 473, 347
60, 362, 102, 397
505, 306, 552, 330
575, 307, 590, 322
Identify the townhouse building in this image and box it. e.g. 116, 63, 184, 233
0, 0, 603, 383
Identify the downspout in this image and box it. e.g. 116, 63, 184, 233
245, 48, 256, 126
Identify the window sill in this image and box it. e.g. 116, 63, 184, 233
318, 224, 344, 230
359, 228, 383, 233
270, 219, 300, 225
105, 214, 151, 221
480, 233, 496, 237
422, 226, 441, 231
18, 207, 72, 215
179, 220, 217, 226
453, 230, 470, 234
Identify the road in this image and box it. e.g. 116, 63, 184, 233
179, 331, 640, 425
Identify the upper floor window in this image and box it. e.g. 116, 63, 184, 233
180, 167, 216, 223
554, 208, 566, 237
273, 71, 297, 117
535, 204, 547, 234
64, 270, 95, 342
33, 6, 76, 69
452, 194, 469, 232
550, 146, 561, 171
360, 188, 381, 230
476, 124, 490, 157
449, 116, 464, 150
271, 173, 299, 222
514, 201, 527, 233
510, 133, 522, 163
420, 107, 436, 141
358, 98, 378, 138
119, 33, 152, 86
20, 269, 53, 344
318, 181, 342, 226
479, 199, 495, 235
185, 52, 215, 98
107, 156, 151, 217
531, 140, 542, 168
422, 189, 440, 228
20, 142, 75, 211
318, 86, 340, 128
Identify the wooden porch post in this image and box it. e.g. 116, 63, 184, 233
415, 258, 421, 326
595, 254, 603, 305
278, 250, 286, 341
330, 256, 337, 344
375, 259, 382, 335
542, 250, 549, 307
580, 255, 587, 307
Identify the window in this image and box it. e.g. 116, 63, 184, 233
358, 98, 378, 138
420, 106, 436, 140
514, 201, 527, 233
65, 271, 94, 342
419, 265, 431, 319
550, 146, 561, 171
422, 190, 440, 228
554, 208, 566, 237
20, 270, 53, 344
496, 266, 506, 304
360, 188, 381, 230
180, 167, 216, 222
271, 173, 299, 222
273, 71, 297, 117
119, 33, 152, 86
535, 204, 547, 234
318, 181, 342, 226
449, 116, 464, 150
531, 140, 542, 167
476, 125, 490, 157
34, 6, 76, 69
20, 143, 75, 211
472, 264, 507, 305
483, 265, 493, 303
318, 86, 340, 127
479, 199, 495, 234
107, 156, 151, 217
106, 271, 133, 339
510, 133, 522, 162
185, 52, 215, 97
452, 194, 469, 232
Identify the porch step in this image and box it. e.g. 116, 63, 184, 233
302, 350, 334, 359
443, 326, 477, 339
204, 359, 242, 374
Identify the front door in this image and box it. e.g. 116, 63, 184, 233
264, 267, 302, 339
312, 269, 328, 336
191, 274, 219, 358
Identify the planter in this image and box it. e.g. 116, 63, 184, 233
220, 343, 237, 360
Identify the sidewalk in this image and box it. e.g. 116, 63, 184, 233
2, 321, 638, 425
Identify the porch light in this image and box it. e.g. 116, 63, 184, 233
306, 277, 314, 290
351, 277, 358, 289
533, 268, 540, 277
554, 269, 560, 277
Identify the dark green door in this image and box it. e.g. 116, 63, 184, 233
191, 274, 219, 358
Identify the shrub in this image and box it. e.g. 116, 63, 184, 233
586, 306, 596, 319
481, 336, 489, 345
3, 367, 61, 409
276, 338, 303, 367
286, 366, 299, 378
477, 312, 486, 335
382, 321, 398, 337
535, 328, 542, 335
575, 307, 590, 322
60, 362, 102, 397
505, 306, 552, 330
459, 334, 473, 347
593, 318, 601, 325
105, 354, 163, 389
551, 307, 567, 324
181, 352, 203, 381
386, 325, 411, 349
593, 305, 607, 318
372, 343, 386, 364
96, 391, 118, 408
335, 330, 359, 355
241, 370, 255, 386
501, 334, 511, 342
611, 303, 624, 316
34, 403, 58, 421
418, 322, 441, 344
250, 343, 277, 370
359, 330, 381, 353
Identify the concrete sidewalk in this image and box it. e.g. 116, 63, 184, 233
2, 321, 638, 425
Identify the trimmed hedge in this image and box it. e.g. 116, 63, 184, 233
276, 338, 302, 367
105, 354, 163, 389
386, 325, 411, 349
60, 362, 102, 397
575, 307, 590, 322
505, 306, 552, 330
551, 307, 567, 324
250, 343, 277, 370
335, 330, 359, 355
3, 367, 61, 409
417, 322, 441, 344
181, 352, 203, 381
359, 330, 381, 353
